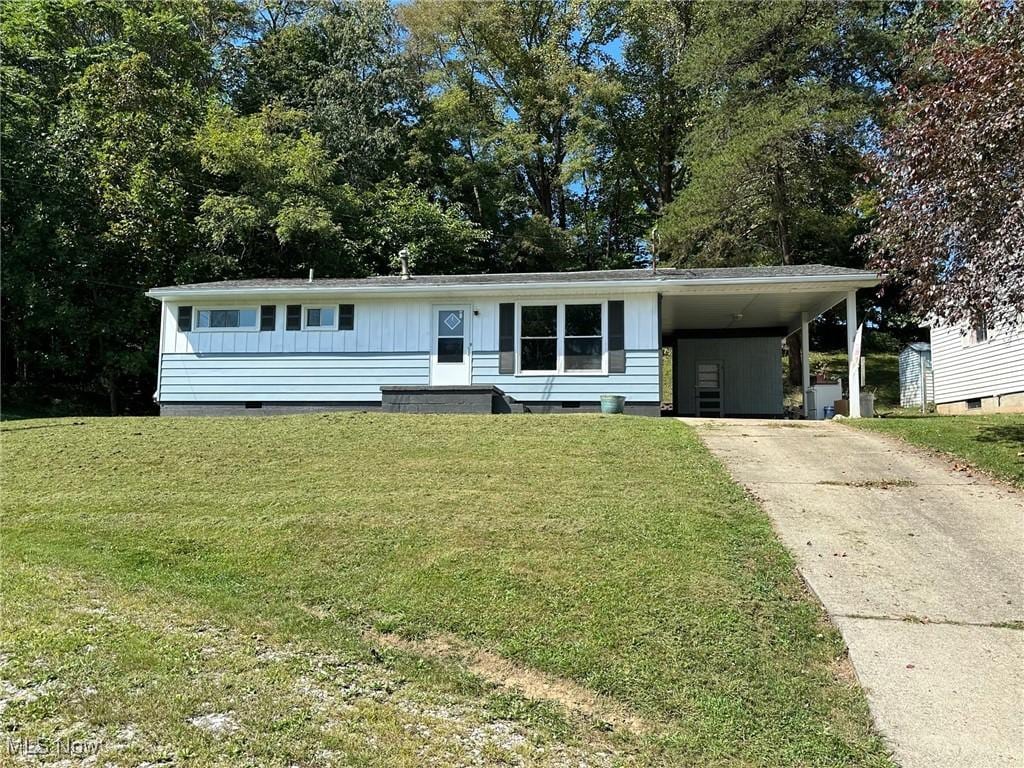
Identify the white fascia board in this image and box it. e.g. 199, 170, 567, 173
145, 273, 880, 301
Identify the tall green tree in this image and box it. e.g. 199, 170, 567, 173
230, 0, 412, 187
658, 1, 901, 268
401, 0, 628, 270
1, 0, 234, 412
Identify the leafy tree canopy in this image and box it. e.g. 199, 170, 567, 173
865, 2, 1024, 327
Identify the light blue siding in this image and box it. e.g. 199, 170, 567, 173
160, 352, 429, 402
157, 293, 663, 406
471, 350, 660, 402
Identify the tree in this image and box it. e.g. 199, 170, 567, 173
654, 1, 904, 381
865, 2, 1024, 327
1, 0, 233, 413
193, 102, 363, 278
230, 0, 412, 188
400, 0, 630, 269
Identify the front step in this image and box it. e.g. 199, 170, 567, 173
380, 385, 520, 414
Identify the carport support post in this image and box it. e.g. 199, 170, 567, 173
800, 312, 810, 417
846, 291, 862, 418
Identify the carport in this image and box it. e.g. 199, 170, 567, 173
658, 266, 880, 418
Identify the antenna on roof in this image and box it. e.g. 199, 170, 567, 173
649, 223, 659, 274
308, 268, 314, 283
399, 248, 412, 280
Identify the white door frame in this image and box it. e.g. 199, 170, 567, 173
430, 305, 472, 385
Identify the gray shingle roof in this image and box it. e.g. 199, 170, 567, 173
153, 264, 877, 292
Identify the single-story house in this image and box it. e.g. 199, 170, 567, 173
929, 317, 1024, 414
145, 265, 880, 417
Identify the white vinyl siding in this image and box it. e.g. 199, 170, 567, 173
930, 320, 1024, 404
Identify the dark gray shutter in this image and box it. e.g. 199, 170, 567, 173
286, 304, 301, 331
608, 300, 625, 373
260, 305, 276, 331
177, 306, 192, 332
499, 302, 515, 374
338, 304, 354, 331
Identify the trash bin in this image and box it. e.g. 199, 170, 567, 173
600, 395, 625, 414
823, 405, 836, 420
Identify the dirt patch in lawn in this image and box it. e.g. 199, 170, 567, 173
817, 478, 916, 489
367, 629, 651, 735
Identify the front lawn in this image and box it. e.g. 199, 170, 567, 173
1, 414, 890, 767
848, 413, 1024, 488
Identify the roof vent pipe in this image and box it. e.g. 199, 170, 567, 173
399, 248, 411, 280
308, 268, 314, 283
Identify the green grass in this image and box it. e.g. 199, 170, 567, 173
1, 414, 891, 767
781, 350, 899, 412
848, 414, 1024, 488
809, 351, 899, 409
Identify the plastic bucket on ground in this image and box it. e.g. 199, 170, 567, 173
823, 405, 836, 420
600, 395, 626, 414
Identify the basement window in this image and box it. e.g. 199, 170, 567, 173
966, 398, 982, 410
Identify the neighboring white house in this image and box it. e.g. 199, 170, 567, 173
929, 317, 1024, 414
898, 342, 934, 409
145, 265, 879, 417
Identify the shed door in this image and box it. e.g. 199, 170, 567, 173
430, 306, 472, 385
695, 361, 724, 417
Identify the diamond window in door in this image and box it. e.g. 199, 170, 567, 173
437, 309, 465, 363
438, 310, 464, 336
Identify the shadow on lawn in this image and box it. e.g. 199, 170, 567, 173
975, 423, 1024, 447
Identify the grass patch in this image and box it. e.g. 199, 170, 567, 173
1, 414, 891, 766
848, 414, 1024, 488
784, 351, 899, 411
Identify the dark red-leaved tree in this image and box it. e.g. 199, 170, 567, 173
866, 2, 1024, 326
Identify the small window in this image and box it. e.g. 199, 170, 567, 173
177, 305, 193, 332
304, 306, 335, 329
338, 304, 355, 331
260, 305, 276, 332
520, 305, 557, 371
195, 308, 258, 329
966, 398, 982, 410
967, 313, 989, 345
564, 304, 602, 371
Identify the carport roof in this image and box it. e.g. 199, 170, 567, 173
148, 264, 878, 298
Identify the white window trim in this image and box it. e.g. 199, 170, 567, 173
515, 300, 608, 376
302, 304, 337, 331
191, 307, 259, 332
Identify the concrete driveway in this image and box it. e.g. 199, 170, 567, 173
689, 418, 1024, 768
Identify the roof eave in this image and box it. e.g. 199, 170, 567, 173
145, 272, 881, 301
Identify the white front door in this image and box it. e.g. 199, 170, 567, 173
430, 306, 472, 385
